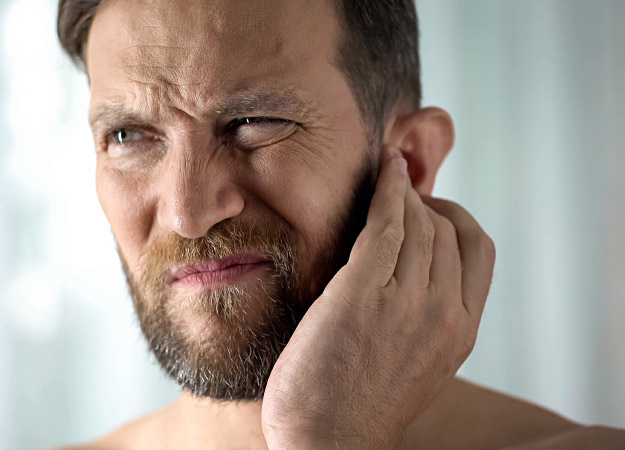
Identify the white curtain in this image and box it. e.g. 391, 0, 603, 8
0, 0, 623, 448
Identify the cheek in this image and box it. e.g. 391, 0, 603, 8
246, 130, 366, 253
96, 163, 153, 268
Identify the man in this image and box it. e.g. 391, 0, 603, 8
55, 0, 625, 448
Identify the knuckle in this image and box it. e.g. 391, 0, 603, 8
482, 234, 497, 260
445, 199, 469, 217
417, 234, 433, 257
376, 223, 403, 268
438, 216, 458, 240
382, 220, 404, 243
440, 306, 462, 334
468, 228, 491, 251
471, 230, 497, 268
422, 218, 435, 240
376, 240, 398, 270
418, 222, 435, 255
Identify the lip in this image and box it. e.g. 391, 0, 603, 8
169, 253, 272, 289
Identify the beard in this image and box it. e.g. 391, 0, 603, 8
119, 156, 376, 401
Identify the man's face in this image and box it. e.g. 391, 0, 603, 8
87, 0, 376, 399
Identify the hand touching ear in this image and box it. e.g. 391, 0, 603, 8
262, 145, 496, 450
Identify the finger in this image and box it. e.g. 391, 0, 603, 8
394, 181, 435, 290
346, 146, 408, 287
424, 203, 462, 301
421, 196, 496, 322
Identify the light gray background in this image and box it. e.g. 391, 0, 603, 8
0, 0, 623, 449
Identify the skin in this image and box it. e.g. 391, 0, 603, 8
54, 0, 625, 448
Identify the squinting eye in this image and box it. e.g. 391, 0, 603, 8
224, 116, 297, 149
224, 116, 291, 132
111, 128, 143, 144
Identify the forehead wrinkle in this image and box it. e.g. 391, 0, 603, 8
108, 0, 291, 64
91, 0, 326, 104
117, 44, 210, 88
89, 0, 341, 128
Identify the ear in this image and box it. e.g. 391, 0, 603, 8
383, 107, 455, 195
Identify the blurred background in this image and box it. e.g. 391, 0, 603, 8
0, 0, 623, 448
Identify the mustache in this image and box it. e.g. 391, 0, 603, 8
136, 219, 298, 286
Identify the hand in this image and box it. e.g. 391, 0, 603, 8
261, 146, 496, 450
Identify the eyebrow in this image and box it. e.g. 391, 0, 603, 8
88, 88, 316, 133
214, 89, 313, 117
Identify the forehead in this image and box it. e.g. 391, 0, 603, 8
86, 0, 343, 116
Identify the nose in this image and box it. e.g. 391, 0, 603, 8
156, 142, 245, 239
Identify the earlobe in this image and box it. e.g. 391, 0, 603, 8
383, 107, 455, 195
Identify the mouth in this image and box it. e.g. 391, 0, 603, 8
169, 253, 272, 291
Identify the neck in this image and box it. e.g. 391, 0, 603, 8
171, 391, 269, 450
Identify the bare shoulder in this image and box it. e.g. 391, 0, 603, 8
501, 425, 625, 449
46, 403, 177, 450
407, 376, 625, 450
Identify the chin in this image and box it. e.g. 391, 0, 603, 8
142, 282, 297, 401
167, 283, 282, 343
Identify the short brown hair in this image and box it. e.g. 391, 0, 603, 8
57, 0, 421, 139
